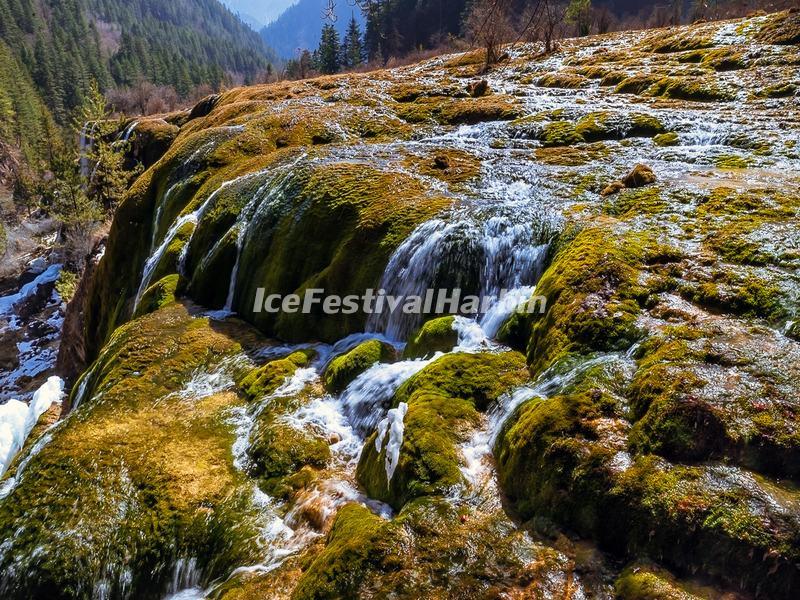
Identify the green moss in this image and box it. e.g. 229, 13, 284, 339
646, 77, 734, 102
55, 269, 79, 302
614, 74, 662, 95
615, 563, 710, 599
539, 121, 583, 147
357, 352, 528, 510
402, 316, 457, 359
604, 187, 665, 217
701, 47, 746, 71
0, 304, 265, 598
758, 82, 797, 98
757, 10, 800, 45
394, 95, 521, 126
239, 351, 313, 401
133, 274, 180, 318
248, 420, 330, 492
647, 30, 714, 53
499, 227, 646, 374
653, 132, 680, 147
395, 351, 529, 411
715, 154, 752, 169
324, 339, 396, 393
291, 503, 394, 600
231, 161, 451, 343
402, 148, 481, 186
682, 274, 786, 322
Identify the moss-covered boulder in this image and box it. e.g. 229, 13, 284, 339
323, 339, 396, 393
0, 304, 267, 599
239, 350, 313, 402
402, 316, 457, 359
499, 227, 646, 374
357, 351, 528, 510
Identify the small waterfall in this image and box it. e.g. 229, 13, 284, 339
133, 168, 274, 313
78, 122, 97, 180
367, 211, 556, 341
133, 212, 198, 312
119, 121, 139, 144
338, 358, 435, 437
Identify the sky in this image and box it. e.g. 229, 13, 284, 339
220, 0, 298, 28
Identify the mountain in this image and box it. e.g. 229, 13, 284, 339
219, 0, 298, 28
0, 0, 278, 166
260, 0, 365, 58
0, 0, 274, 122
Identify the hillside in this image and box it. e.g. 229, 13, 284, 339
1, 8, 800, 600
0, 0, 277, 167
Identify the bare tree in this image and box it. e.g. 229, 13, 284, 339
465, 0, 515, 68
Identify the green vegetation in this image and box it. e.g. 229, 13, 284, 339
324, 339, 396, 393
403, 316, 458, 359
357, 352, 528, 509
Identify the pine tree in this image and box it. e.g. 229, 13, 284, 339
342, 14, 364, 69
316, 23, 341, 75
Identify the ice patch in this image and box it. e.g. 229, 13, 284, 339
0, 376, 64, 476
374, 402, 408, 483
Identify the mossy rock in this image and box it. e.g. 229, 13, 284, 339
232, 161, 452, 344
654, 132, 680, 147
758, 82, 797, 98
646, 77, 734, 102
248, 420, 330, 491
495, 378, 800, 598
539, 121, 584, 147
324, 339, 397, 393
402, 316, 457, 359
133, 274, 180, 318
647, 30, 714, 53
615, 563, 711, 599
537, 73, 589, 89
130, 118, 180, 168
499, 227, 646, 374
239, 350, 313, 402
291, 503, 396, 600
0, 304, 266, 598
757, 10, 800, 45
614, 74, 662, 95
357, 352, 528, 510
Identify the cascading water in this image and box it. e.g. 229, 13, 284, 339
367, 200, 558, 341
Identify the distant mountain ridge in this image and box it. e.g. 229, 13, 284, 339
260, 0, 365, 59
219, 0, 298, 28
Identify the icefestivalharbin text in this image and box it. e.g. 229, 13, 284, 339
251, 288, 548, 316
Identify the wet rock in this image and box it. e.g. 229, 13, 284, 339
622, 164, 657, 188
601, 180, 626, 196
467, 79, 490, 97
0, 322, 20, 370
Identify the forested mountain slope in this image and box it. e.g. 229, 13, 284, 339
0, 0, 276, 166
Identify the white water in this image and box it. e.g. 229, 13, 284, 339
367, 214, 553, 340
338, 357, 436, 436
374, 401, 408, 483
0, 376, 64, 476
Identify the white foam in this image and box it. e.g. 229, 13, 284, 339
0, 376, 64, 476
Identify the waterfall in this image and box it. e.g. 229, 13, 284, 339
367, 210, 556, 341
337, 358, 435, 437
133, 168, 276, 313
